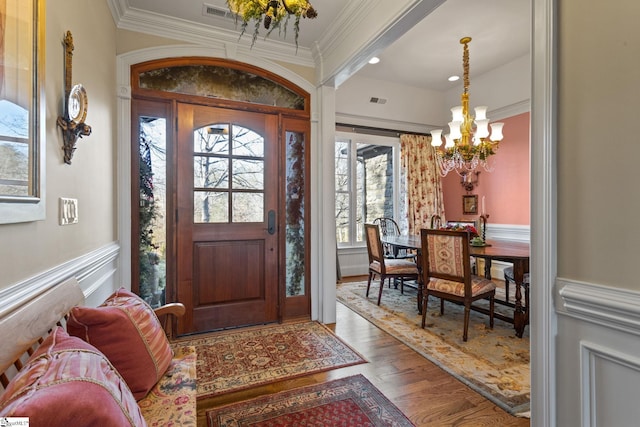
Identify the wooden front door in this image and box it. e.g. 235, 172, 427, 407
176, 103, 279, 334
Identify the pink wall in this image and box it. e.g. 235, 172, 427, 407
441, 112, 530, 225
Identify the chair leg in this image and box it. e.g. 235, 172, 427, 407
421, 290, 429, 328
463, 305, 471, 342
505, 275, 510, 301
489, 295, 495, 329
400, 278, 404, 294
377, 276, 385, 305
440, 298, 445, 315
366, 272, 374, 297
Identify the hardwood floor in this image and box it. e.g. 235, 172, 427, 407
197, 282, 530, 426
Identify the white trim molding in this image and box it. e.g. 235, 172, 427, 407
0, 243, 120, 319
558, 278, 640, 337
486, 224, 530, 242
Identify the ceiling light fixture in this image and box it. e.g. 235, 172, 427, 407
368, 57, 380, 64
448, 75, 459, 82
430, 37, 504, 177
226, 0, 317, 48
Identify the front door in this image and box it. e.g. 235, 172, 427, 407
176, 103, 279, 334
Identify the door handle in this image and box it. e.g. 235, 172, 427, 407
267, 210, 276, 235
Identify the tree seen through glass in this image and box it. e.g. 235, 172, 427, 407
193, 124, 264, 223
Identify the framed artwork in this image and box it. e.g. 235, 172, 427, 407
462, 195, 478, 215
0, 0, 46, 223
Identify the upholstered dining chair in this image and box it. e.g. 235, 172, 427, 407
419, 228, 496, 342
364, 223, 419, 306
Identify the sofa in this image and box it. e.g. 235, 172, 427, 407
0, 277, 196, 426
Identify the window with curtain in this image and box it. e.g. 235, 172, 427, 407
335, 132, 400, 246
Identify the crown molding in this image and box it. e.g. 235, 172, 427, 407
335, 112, 433, 134
107, 0, 315, 68
490, 99, 531, 121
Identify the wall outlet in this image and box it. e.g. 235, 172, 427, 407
59, 198, 78, 225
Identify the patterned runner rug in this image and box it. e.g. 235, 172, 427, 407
337, 280, 530, 416
206, 374, 415, 427
172, 321, 366, 400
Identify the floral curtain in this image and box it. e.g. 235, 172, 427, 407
400, 134, 446, 235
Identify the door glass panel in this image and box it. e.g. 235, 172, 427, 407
138, 117, 167, 308
193, 123, 264, 223
232, 159, 264, 190
232, 193, 263, 222
232, 126, 264, 156
285, 131, 305, 297
194, 125, 229, 155
194, 191, 228, 223
194, 156, 228, 188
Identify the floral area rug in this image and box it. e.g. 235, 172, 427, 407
207, 374, 415, 427
172, 321, 367, 400
337, 280, 530, 416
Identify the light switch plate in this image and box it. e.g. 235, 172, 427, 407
59, 197, 78, 225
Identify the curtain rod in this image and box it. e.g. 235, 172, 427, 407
335, 122, 431, 138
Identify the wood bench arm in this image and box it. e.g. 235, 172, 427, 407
154, 302, 185, 340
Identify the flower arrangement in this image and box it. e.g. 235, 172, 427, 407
441, 224, 479, 237
227, 0, 318, 48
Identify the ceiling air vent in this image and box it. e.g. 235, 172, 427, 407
369, 97, 387, 105
202, 3, 235, 20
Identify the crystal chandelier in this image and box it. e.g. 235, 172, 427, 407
227, 0, 317, 47
430, 37, 504, 177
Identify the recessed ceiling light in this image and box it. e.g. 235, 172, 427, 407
448, 75, 460, 82
368, 57, 380, 65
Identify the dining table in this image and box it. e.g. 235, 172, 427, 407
380, 235, 530, 338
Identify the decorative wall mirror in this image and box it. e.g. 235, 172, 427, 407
0, 0, 46, 224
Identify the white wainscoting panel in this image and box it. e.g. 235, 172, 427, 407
556, 278, 640, 427
580, 341, 640, 426
337, 246, 368, 278
485, 223, 530, 242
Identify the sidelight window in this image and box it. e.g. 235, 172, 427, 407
335, 133, 400, 246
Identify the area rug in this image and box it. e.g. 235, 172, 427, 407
172, 321, 367, 400
207, 374, 415, 427
336, 280, 530, 416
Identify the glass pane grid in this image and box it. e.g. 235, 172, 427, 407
193, 123, 265, 224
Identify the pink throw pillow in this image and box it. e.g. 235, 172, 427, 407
67, 288, 173, 400
0, 327, 147, 426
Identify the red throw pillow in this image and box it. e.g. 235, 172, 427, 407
0, 327, 147, 426
67, 288, 173, 400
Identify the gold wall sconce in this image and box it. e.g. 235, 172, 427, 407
56, 31, 91, 164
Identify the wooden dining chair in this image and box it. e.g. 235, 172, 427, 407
372, 217, 416, 260
420, 228, 496, 341
364, 223, 419, 305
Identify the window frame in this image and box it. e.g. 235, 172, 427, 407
0, 0, 46, 224
335, 131, 401, 248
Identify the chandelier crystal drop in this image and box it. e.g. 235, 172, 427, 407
227, 0, 317, 48
430, 37, 504, 177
